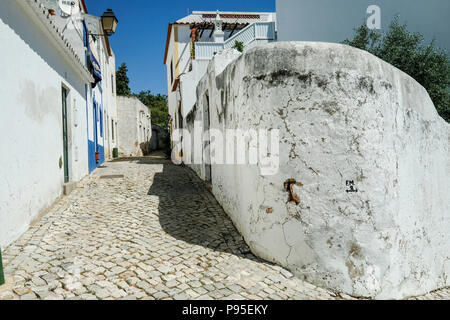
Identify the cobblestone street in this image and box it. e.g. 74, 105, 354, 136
0, 157, 448, 300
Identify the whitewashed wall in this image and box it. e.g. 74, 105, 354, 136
0, 0, 89, 248
117, 96, 152, 157
104, 52, 118, 160
100, 47, 118, 161
187, 42, 450, 299
179, 60, 209, 119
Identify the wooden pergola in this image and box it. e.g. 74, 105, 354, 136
189, 22, 250, 39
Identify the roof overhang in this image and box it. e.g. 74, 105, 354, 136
80, 0, 88, 13
18, 0, 94, 83
164, 23, 175, 65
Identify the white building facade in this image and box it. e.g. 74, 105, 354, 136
0, 0, 117, 248
182, 41, 450, 300
0, 0, 92, 247
163, 11, 277, 140
117, 96, 152, 157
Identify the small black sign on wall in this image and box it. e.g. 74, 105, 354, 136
346, 180, 358, 193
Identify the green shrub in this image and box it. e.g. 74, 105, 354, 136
343, 17, 450, 122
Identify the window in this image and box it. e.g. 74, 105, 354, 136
99, 108, 103, 137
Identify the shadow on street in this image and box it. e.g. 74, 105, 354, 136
145, 159, 260, 260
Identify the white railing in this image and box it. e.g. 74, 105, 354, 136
195, 22, 276, 60
195, 43, 224, 61
255, 22, 275, 40
223, 23, 257, 50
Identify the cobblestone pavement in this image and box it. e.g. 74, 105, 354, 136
0, 157, 448, 300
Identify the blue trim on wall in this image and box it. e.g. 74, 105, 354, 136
88, 139, 96, 173
87, 94, 105, 173
88, 141, 105, 173
98, 145, 105, 166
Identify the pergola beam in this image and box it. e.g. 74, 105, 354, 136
229, 23, 239, 37
187, 21, 250, 39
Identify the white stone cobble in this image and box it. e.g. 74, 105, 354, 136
0, 157, 448, 300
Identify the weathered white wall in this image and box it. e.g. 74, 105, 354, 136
187, 42, 450, 299
117, 96, 152, 157
0, 0, 89, 248
180, 60, 209, 118
99, 48, 118, 161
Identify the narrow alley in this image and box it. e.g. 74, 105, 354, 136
0, 155, 339, 300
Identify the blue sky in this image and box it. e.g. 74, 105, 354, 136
86, 0, 276, 96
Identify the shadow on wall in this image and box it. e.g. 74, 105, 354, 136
150, 124, 170, 154
139, 142, 151, 156
145, 159, 260, 259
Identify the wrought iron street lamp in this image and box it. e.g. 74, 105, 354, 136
101, 9, 118, 36
90, 8, 118, 37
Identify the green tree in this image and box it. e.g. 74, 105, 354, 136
134, 90, 169, 128
343, 17, 450, 122
116, 62, 131, 96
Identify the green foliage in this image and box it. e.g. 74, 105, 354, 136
134, 90, 169, 129
342, 23, 381, 52
232, 40, 244, 53
343, 17, 450, 122
116, 62, 131, 96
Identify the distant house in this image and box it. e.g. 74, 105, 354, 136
163, 11, 277, 139
117, 96, 152, 157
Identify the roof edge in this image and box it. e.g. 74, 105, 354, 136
80, 0, 88, 13
191, 11, 276, 14
163, 23, 175, 65
19, 0, 93, 83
